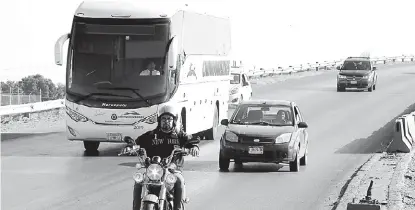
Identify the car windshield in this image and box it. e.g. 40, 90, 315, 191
231, 104, 294, 126
67, 21, 170, 102
230, 73, 240, 84
341, 60, 371, 70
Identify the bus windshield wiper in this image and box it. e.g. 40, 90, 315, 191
74, 92, 132, 103
97, 87, 152, 107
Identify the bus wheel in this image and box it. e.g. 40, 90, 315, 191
205, 105, 218, 140
84, 141, 100, 152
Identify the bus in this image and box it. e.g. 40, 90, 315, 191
54, 1, 232, 152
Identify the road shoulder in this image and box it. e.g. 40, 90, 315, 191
335, 148, 415, 210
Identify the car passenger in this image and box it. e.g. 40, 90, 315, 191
276, 110, 291, 125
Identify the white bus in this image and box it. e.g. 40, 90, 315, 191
54, 1, 232, 152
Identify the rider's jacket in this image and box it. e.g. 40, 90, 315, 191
135, 127, 200, 168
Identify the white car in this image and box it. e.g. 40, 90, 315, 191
228, 72, 252, 107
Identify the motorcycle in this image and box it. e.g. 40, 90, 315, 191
119, 136, 197, 210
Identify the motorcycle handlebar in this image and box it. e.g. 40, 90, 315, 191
118, 147, 189, 158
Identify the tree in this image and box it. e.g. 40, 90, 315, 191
1, 74, 65, 101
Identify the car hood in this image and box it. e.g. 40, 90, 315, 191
226, 124, 295, 138
339, 70, 370, 76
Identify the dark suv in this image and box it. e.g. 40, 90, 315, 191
336, 57, 378, 92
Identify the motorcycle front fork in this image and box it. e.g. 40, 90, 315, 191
140, 185, 169, 210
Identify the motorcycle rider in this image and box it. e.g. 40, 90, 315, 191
122, 104, 200, 210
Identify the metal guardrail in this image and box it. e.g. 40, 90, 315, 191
0, 55, 413, 116
245, 55, 415, 79
0, 99, 65, 116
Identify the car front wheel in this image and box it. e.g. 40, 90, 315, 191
219, 150, 230, 171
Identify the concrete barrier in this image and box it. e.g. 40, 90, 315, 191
407, 113, 415, 141
401, 115, 414, 143
387, 117, 413, 153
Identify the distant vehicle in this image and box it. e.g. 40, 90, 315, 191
219, 100, 309, 172
228, 70, 252, 107
336, 57, 378, 92
54, 1, 232, 152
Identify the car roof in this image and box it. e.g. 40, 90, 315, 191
344, 57, 371, 62
239, 99, 294, 107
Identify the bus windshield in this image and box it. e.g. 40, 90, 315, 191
67, 21, 170, 102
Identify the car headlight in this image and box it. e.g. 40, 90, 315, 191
224, 131, 238, 142
275, 133, 292, 144
146, 164, 164, 180
362, 75, 369, 79
230, 88, 239, 95
133, 168, 146, 183
338, 75, 346, 79
66, 106, 88, 122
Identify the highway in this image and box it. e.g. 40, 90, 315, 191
2, 63, 415, 210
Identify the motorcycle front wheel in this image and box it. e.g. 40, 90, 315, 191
142, 202, 156, 210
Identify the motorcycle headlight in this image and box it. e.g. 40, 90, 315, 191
133, 168, 146, 183
165, 173, 177, 185
146, 164, 164, 180
275, 133, 292, 144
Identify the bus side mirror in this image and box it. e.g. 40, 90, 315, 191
55, 33, 70, 66
168, 37, 178, 70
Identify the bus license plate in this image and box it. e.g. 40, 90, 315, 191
248, 146, 263, 154
107, 133, 122, 141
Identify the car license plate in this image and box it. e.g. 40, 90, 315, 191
350, 81, 357, 84
248, 146, 263, 154
107, 133, 122, 141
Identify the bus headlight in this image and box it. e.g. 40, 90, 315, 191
66, 107, 88, 122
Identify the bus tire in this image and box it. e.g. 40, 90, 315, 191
205, 104, 219, 140
84, 141, 100, 152
180, 108, 187, 132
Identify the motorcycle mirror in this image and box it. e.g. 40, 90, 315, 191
124, 136, 134, 144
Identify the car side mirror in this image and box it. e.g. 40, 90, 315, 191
336, 66, 341, 70
298, 122, 308, 128
221, 119, 229, 126
373, 67, 377, 70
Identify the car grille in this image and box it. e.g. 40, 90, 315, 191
239, 135, 274, 143
345, 75, 363, 80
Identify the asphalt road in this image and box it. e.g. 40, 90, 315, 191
2, 63, 415, 210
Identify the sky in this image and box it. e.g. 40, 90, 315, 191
1, 0, 414, 84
